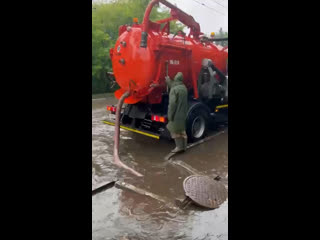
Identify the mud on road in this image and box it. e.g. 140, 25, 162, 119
92, 96, 228, 240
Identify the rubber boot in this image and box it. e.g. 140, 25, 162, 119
183, 137, 188, 151
171, 138, 185, 153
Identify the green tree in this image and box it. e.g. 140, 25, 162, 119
92, 10, 113, 94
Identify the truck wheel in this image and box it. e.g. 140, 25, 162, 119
186, 105, 209, 142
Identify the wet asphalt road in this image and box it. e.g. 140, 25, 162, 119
92, 96, 228, 240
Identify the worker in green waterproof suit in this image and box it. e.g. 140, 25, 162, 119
165, 72, 188, 153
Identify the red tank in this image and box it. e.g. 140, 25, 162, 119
110, 0, 228, 104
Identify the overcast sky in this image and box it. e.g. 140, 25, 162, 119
93, 0, 228, 35
162, 0, 228, 35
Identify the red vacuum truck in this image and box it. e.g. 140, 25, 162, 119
105, 0, 228, 143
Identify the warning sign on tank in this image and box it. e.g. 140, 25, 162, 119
169, 60, 180, 65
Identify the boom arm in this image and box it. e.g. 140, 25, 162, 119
140, 0, 202, 48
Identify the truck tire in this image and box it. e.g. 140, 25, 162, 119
186, 102, 210, 143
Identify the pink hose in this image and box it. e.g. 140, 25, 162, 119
113, 91, 143, 177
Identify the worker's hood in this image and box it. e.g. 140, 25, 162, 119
166, 72, 184, 89
170, 72, 184, 88
174, 72, 183, 82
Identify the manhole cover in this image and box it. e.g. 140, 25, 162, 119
183, 175, 227, 209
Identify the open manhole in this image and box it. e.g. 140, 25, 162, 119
183, 175, 227, 209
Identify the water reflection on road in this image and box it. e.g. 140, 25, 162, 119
92, 97, 228, 240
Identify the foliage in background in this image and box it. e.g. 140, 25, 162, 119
92, 13, 113, 94
92, 0, 226, 94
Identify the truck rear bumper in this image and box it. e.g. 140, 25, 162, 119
102, 120, 161, 139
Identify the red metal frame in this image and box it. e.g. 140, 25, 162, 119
111, 0, 228, 104
141, 0, 202, 39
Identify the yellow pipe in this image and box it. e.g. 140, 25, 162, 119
103, 120, 160, 139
